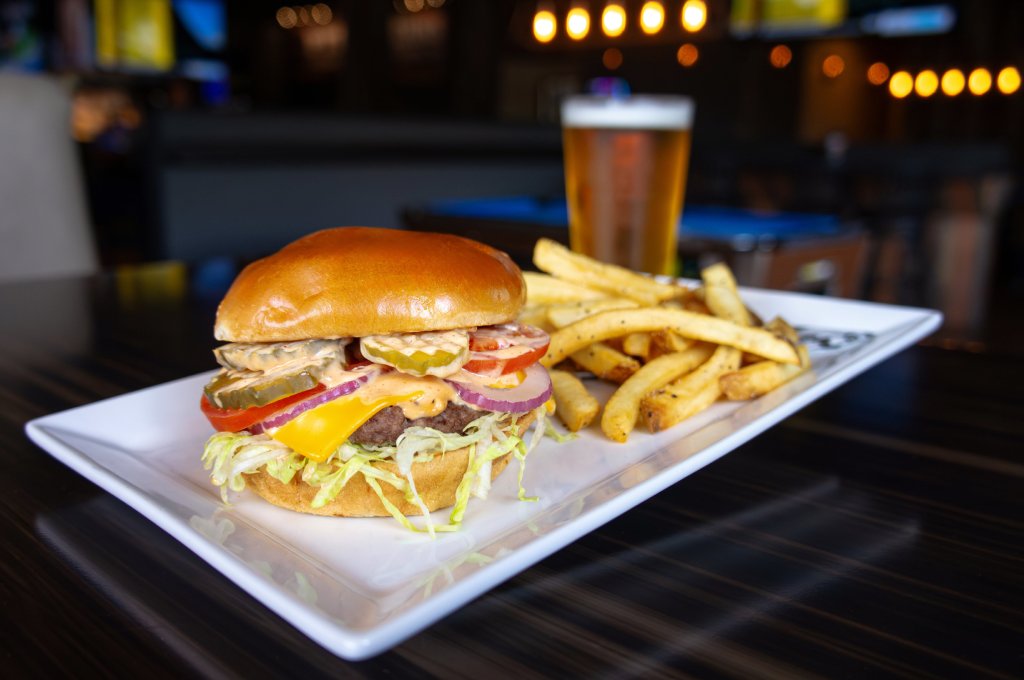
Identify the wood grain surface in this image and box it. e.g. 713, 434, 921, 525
2, 274, 1021, 679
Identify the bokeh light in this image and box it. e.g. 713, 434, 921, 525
997, 66, 1021, 95
566, 8, 590, 40
533, 10, 556, 43
968, 68, 992, 95
769, 44, 792, 69
276, 7, 298, 29
681, 0, 706, 33
914, 70, 938, 97
640, 2, 665, 34
677, 43, 698, 67
822, 54, 845, 78
941, 69, 965, 96
602, 4, 627, 37
867, 62, 889, 85
603, 47, 623, 70
311, 3, 332, 25
889, 71, 913, 98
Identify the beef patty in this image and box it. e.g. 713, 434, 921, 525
349, 403, 485, 446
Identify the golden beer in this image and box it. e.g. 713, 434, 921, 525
561, 96, 694, 275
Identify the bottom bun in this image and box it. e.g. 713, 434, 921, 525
246, 412, 535, 517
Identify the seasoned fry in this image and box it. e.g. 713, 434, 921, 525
639, 345, 742, 432
570, 343, 640, 383
540, 308, 800, 368
546, 298, 639, 329
764, 316, 801, 346
702, 262, 751, 326
533, 238, 683, 306
516, 304, 554, 331
526, 245, 811, 441
621, 332, 651, 358
601, 344, 715, 442
647, 329, 695, 359
523, 271, 606, 304
720, 345, 811, 399
550, 370, 600, 432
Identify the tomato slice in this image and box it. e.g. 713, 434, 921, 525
464, 324, 550, 375
469, 323, 549, 352
200, 384, 325, 432
463, 345, 547, 376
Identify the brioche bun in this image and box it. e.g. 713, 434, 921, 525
244, 413, 534, 517
214, 227, 525, 342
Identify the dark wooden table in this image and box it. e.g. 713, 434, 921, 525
2, 273, 1021, 678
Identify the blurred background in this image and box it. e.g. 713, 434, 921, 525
0, 0, 1021, 350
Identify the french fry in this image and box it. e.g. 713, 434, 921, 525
702, 262, 751, 326
529, 245, 811, 442
720, 345, 811, 399
570, 343, 641, 383
533, 238, 683, 306
550, 370, 600, 432
601, 344, 715, 442
523, 271, 606, 304
546, 298, 639, 329
683, 297, 713, 315
621, 332, 651, 358
603, 336, 625, 353
764, 316, 800, 346
639, 345, 742, 432
516, 304, 554, 331
647, 329, 695, 359
541, 308, 800, 368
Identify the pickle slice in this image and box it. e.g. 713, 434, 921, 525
361, 345, 463, 377
203, 363, 325, 410
360, 330, 470, 378
214, 339, 348, 372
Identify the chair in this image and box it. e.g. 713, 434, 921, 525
0, 73, 97, 282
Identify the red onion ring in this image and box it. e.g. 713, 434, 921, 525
446, 363, 552, 413
249, 365, 384, 434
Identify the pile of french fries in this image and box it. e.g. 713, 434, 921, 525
522, 239, 811, 442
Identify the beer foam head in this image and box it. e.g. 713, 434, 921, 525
561, 95, 694, 130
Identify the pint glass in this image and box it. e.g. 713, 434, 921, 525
561, 95, 694, 275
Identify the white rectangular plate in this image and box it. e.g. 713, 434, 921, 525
26, 288, 940, 660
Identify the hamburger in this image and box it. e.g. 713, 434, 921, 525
200, 227, 554, 532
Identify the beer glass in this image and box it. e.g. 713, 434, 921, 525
561, 95, 694, 275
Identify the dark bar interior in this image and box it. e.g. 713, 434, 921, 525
2, 0, 1022, 674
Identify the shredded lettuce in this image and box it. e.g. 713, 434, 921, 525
200, 404, 558, 533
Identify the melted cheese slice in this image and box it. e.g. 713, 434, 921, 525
271, 390, 423, 462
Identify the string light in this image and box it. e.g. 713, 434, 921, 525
677, 43, 698, 67
533, 9, 556, 43
640, 2, 665, 34
889, 71, 913, 98
866, 62, 889, 85
602, 4, 626, 37
941, 69, 965, 96
968, 68, 992, 95
769, 45, 791, 69
997, 66, 1021, 95
566, 7, 590, 40
914, 70, 938, 97
681, 0, 706, 32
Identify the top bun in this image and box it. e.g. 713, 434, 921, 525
214, 227, 525, 341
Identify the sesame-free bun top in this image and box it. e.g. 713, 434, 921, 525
214, 227, 526, 341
